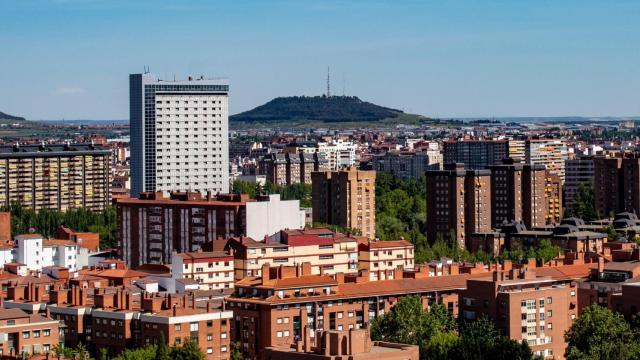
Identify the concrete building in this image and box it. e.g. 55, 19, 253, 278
357, 239, 415, 281
371, 151, 440, 179
594, 156, 623, 218
130, 73, 229, 197
0, 143, 110, 211
525, 139, 568, 182
171, 250, 234, 291
425, 164, 491, 248
545, 173, 563, 225
443, 140, 509, 170
508, 139, 526, 163
311, 168, 376, 239
117, 192, 305, 267
227, 228, 359, 280
259, 153, 326, 185
460, 268, 579, 359
564, 157, 594, 206
317, 140, 357, 171
14, 234, 79, 273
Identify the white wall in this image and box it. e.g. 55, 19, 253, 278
245, 194, 305, 241
16, 236, 44, 271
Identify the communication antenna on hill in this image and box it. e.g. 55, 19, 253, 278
326, 66, 331, 97
143, 65, 150, 74
342, 76, 346, 96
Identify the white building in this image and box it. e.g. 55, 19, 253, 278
246, 194, 306, 241
525, 139, 568, 182
171, 250, 234, 291
130, 73, 229, 197
14, 235, 79, 272
317, 139, 357, 170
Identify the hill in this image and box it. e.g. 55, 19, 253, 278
0, 111, 25, 121
231, 95, 413, 126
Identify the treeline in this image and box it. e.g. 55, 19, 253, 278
232, 180, 312, 208
371, 295, 534, 360
1, 202, 117, 249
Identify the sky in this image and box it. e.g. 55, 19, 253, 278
0, 0, 639, 120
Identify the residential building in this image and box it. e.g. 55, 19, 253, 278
508, 139, 526, 163
259, 153, 326, 185
593, 156, 623, 218
489, 159, 547, 229
460, 268, 579, 359
425, 164, 491, 249
545, 173, 563, 225
226, 228, 358, 280
0, 308, 62, 358
317, 140, 357, 170
371, 151, 440, 179
443, 140, 509, 170
525, 139, 568, 182
130, 73, 229, 197
564, 157, 594, 206
357, 239, 415, 281
117, 192, 305, 267
171, 250, 234, 290
311, 168, 376, 239
14, 234, 79, 272
0, 143, 110, 211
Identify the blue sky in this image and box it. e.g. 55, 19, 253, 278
1, 0, 639, 120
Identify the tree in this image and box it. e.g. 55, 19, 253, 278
171, 338, 206, 360
113, 344, 157, 360
230, 343, 243, 360
452, 316, 533, 360
565, 304, 640, 360
567, 183, 598, 221
535, 239, 561, 263
156, 332, 171, 360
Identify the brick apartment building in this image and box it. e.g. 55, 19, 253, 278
425, 164, 491, 248
259, 153, 327, 185
443, 140, 509, 170
171, 250, 235, 291
311, 168, 376, 239
117, 192, 304, 267
225, 228, 359, 280
0, 308, 62, 357
357, 239, 415, 281
460, 266, 580, 359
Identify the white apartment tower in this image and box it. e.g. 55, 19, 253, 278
130, 73, 229, 197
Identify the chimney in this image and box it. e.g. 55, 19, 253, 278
598, 256, 605, 274
172, 304, 177, 316
261, 263, 270, 286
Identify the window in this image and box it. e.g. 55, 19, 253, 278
207, 348, 213, 354
175, 324, 181, 331
33, 330, 40, 338
221, 346, 228, 353
207, 334, 213, 341
547, 297, 552, 304
221, 332, 227, 339
23, 331, 30, 339
190, 322, 198, 331
276, 331, 283, 338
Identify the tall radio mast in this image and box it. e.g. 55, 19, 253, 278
326, 66, 331, 97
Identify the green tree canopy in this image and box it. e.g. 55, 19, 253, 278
566, 182, 598, 221
565, 304, 640, 360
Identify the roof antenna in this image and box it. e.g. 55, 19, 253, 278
326, 66, 331, 97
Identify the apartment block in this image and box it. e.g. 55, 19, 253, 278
130, 73, 229, 197
564, 157, 594, 206
545, 173, 563, 225
425, 164, 491, 248
0, 308, 62, 358
0, 143, 110, 211
443, 140, 509, 170
371, 151, 440, 179
593, 156, 623, 218
317, 140, 357, 170
508, 139, 526, 163
171, 251, 234, 290
117, 192, 305, 267
228, 263, 466, 359
227, 228, 358, 280
489, 159, 547, 229
357, 239, 414, 281
460, 268, 578, 359
525, 139, 568, 182
259, 153, 326, 185
311, 168, 376, 239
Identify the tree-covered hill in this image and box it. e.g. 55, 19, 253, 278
231, 95, 403, 123
0, 111, 25, 121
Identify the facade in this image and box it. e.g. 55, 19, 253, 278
0, 144, 110, 211
171, 251, 234, 290
0, 308, 62, 358
117, 192, 305, 267
317, 140, 357, 170
371, 151, 440, 179
545, 173, 563, 225
259, 153, 326, 185
525, 139, 568, 182
460, 269, 578, 360
443, 140, 509, 170
130, 73, 229, 197
425, 164, 491, 248
508, 139, 526, 163
489, 160, 547, 229
357, 240, 415, 281
564, 157, 594, 206
228, 229, 359, 280
311, 168, 376, 239
593, 156, 622, 218
14, 234, 79, 272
